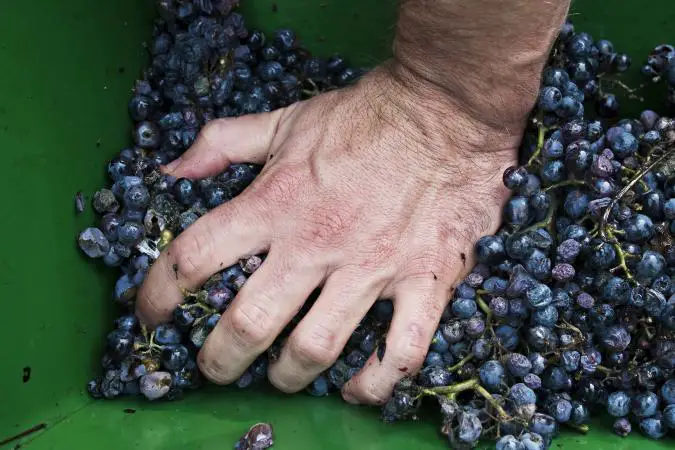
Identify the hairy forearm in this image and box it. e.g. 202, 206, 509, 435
392, 0, 571, 128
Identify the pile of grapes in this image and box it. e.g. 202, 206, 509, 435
77, 1, 675, 448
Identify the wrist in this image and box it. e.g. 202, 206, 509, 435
374, 61, 524, 156
389, 53, 545, 135
343, 64, 519, 189
391, 0, 570, 133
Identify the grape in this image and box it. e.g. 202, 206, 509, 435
506, 353, 532, 378
140, 371, 172, 400
528, 353, 547, 375
457, 412, 482, 444
664, 404, 675, 429
613, 418, 632, 437
601, 325, 631, 352
523, 373, 542, 390
525, 283, 553, 309
632, 392, 660, 418
662, 379, 675, 404
607, 391, 630, 417
496, 435, 524, 450
519, 433, 545, 450
548, 396, 572, 422
639, 416, 667, 439
528, 413, 557, 437
479, 360, 506, 392
452, 298, 478, 319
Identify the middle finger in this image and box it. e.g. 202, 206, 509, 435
197, 249, 325, 384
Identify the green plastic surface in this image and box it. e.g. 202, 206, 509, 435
1, 0, 674, 448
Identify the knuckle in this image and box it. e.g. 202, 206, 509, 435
199, 119, 227, 149
267, 372, 303, 394
298, 199, 356, 249
359, 234, 398, 270
228, 300, 275, 349
212, 197, 246, 226
361, 389, 390, 406
291, 328, 340, 368
136, 262, 179, 325
211, 197, 271, 237
197, 351, 230, 385
137, 292, 167, 324
402, 250, 453, 281
390, 323, 428, 371
349, 383, 390, 406
171, 232, 212, 282
260, 165, 304, 206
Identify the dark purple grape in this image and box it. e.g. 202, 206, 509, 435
613, 418, 632, 437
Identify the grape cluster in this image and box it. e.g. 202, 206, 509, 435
78, 3, 675, 449
641, 44, 675, 109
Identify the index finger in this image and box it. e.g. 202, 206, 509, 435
135, 192, 271, 327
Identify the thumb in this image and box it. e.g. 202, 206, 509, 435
164, 108, 287, 179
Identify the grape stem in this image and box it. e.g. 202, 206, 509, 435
559, 319, 584, 338
600, 143, 675, 242
598, 75, 644, 101
187, 301, 216, 315
476, 294, 493, 338
620, 167, 650, 192
422, 378, 511, 421
564, 423, 590, 434
526, 121, 547, 167
138, 328, 163, 354
447, 354, 474, 373
476, 294, 492, 319
180, 288, 217, 315
302, 78, 320, 98
520, 195, 558, 235
609, 239, 635, 283
542, 179, 586, 192
595, 365, 613, 375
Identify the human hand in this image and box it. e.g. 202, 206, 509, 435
136, 65, 524, 405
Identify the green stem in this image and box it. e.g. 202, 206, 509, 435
595, 365, 612, 375
542, 179, 586, 192
138, 330, 163, 354
190, 301, 216, 314
526, 123, 547, 167
611, 241, 635, 283
422, 378, 479, 396
473, 384, 511, 421
565, 423, 590, 434
560, 319, 584, 338
521, 195, 558, 235
476, 295, 491, 316
476, 294, 492, 338
448, 354, 474, 373
575, 214, 592, 225
600, 144, 675, 242
423, 379, 512, 421
181, 298, 217, 316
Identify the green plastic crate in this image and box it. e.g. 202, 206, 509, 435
1, 0, 674, 448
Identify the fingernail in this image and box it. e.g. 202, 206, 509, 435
342, 389, 360, 405
164, 157, 183, 173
